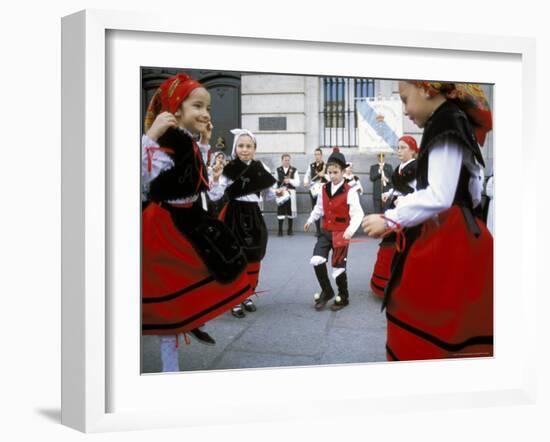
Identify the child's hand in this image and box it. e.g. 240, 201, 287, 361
362, 214, 387, 237
146, 112, 178, 141
304, 222, 311, 232
199, 121, 213, 145
343, 231, 352, 241
212, 164, 223, 182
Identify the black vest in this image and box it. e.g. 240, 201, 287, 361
147, 128, 209, 202
391, 160, 417, 196
416, 100, 484, 208
276, 166, 297, 189
223, 159, 277, 199
309, 161, 327, 183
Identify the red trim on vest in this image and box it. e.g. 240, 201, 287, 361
321, 182, 351, 231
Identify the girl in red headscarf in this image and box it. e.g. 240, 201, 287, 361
362, 81, 493, 362
141, 74, 253, 372
370, 135, 419, 298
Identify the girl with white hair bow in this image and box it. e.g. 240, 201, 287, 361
208, 129, 278, 318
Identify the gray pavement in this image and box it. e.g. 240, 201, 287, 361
141, 231, 387, 373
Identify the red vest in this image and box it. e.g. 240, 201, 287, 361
321, 182, 351, 231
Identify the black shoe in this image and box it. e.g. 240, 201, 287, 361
330, 296, 349, 311
314, 299, 328, 311
278, 230, 283, 237
231, 305, 246, 318
242, 298, 257, 312
314, 290, 334, 311
188, 327, 216, 345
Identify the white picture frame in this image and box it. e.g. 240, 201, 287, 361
61, 9, 537, 433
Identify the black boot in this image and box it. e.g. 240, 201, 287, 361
278, 219, 284, 236
331, 271, 350, 311
313, 263, 335, 310
287, 218, 294, 236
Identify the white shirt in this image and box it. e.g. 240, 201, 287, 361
384, 139, 484, 228
141, 132, 210, 205
208, 160, 278, 203
307, 180, 364, 238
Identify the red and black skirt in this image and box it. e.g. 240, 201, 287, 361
385, 205, 493, 361
370, 237, 396, 298
142, 202, 253, 335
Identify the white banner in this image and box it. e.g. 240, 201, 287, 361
356, 97, 403, 153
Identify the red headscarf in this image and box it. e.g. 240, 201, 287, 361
409, 81, 493, 146
144, 73, 203, 131
398, 135, 419, 153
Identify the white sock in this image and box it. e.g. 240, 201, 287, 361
160, 335, 180, 372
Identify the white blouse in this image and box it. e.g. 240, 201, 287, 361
384, 139, 484, 228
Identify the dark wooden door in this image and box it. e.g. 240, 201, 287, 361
141, 68, 241, 158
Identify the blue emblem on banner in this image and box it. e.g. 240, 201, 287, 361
356, 100, 399, 147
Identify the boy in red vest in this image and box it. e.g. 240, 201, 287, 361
304, 149, 364, 311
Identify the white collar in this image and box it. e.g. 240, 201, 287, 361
330, 179, 344, 194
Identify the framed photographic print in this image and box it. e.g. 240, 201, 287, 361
62, 9, 536, 433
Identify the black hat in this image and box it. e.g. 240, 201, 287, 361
326, 147, 348, 169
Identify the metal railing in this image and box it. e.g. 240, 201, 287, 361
320, 77, 375, 148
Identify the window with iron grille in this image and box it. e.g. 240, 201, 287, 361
320, 77, 375, 147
